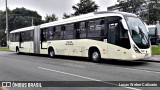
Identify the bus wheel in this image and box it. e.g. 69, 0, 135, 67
16, 47, 20, 54
90, 50, 101, 63
48, 48, 55, 58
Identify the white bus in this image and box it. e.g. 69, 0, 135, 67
9, 11, 151, 62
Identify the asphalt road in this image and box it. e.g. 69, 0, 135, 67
0, 51, 160, 90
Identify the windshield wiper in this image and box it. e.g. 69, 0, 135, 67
138, 27, 149, 45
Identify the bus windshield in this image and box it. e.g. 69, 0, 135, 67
126, 17, 150, 49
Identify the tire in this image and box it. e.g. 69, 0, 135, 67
48, 48, 55, 58
90, 50, 101, 63
16, 47, 20, 54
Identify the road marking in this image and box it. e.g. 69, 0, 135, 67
109, 66, 160, 74
38, 67, 141, 90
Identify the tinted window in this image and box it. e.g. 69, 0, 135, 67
64, 24, 74, 39
48, 27, 54, 40
41, 29, 47, 41
54, 26, 63, 40
88, 19, 105, 38
79, 22, 87, 38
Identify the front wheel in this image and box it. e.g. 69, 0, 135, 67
90, 50, 101, 63
48, 48, 55, 58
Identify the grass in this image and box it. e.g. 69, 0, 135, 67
0, 47, 10, 51
152, 46, 160, 55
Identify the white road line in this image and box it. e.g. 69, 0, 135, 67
38, 67, 141, 90
110, 66, 160, 74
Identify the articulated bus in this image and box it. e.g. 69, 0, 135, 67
9, 11, 151, 62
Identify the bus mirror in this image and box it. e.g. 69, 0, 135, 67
120, 19, 128, 30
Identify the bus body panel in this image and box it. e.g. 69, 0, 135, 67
19, 41, 34, 53
9, 42, 19, 52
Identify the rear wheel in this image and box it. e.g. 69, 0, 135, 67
48, 48, 55, 58
90, 50, 101, 63
16, 47, 20, 54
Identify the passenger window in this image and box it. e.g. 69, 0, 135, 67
41, 29, 47, 41
79, 22, 87, 38
54, 26, 63, 40
48, 27, 54, 40
30, 30, 34, 41
88, 19, 105, 39
64, 24, 74, 39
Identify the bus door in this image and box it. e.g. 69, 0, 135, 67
40, 28, 48, 49
106, 16, 122, 60
19, 32, 24, 49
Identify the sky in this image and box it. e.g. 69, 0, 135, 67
0, 0, 117, 20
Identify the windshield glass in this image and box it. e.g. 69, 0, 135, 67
126, 17, 150, 49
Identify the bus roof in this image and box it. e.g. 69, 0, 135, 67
40, 11, 137, 29
10, 26, 35, 33
94, 11, 137, 17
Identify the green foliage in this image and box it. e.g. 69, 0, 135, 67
117, 0, 145, 14
72, 0, 99, 16
0, 8, 43, 46
63, 13, 72, 19
10, 8, 42, 30
152, 46, 160, 55
116, 0, 160, 24
62, 0, 99, 19
0, 29, 6, 47
148, 0, 160, 24
44, 14, 58, 23
0, 7, 42, 31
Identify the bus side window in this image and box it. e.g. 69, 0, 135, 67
88, 20, 95, 38
41, 29, 47, 42
48, 27, 54, 40
54, 26, 62, 40
64, 24, 74, 39
95, 19, 105, 39
10, 33, 14, 42
30, 30, 34, 41
79, 22, 87, 38
75, 22, 80, 39
20, 32, 25, 42
15, 33, 19, 42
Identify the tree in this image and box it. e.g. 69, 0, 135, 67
72, 0, 99, 16
148, 0, 160, 24
117, 0, 146, 14
0, 30, 6, 47
0, 8, 43, 46
63, 13, 72, 19
44, 14, 58, 23
11, 7, 42, 30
